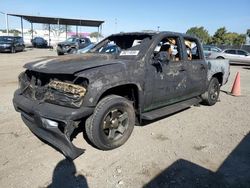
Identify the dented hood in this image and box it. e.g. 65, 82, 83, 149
24, 53, 122, 74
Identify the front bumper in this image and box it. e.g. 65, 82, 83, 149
57, 46, 71, 54
0, 46, 11, 52
13, 89, 94, 159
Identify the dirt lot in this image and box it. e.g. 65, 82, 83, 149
0, 49, 249, 188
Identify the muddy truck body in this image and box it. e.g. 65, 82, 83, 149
13, 32, 230, 159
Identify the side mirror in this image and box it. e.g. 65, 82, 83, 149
152, 51, 170, 72
155, 51, 170, 63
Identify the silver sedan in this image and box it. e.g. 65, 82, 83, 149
208, 49, 250, 64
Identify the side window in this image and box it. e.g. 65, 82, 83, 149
225, 50, 236, 54
80, 39, 85, 43
183, 38, 202, 60
154, 37, 181, 62
237, 50, 247, 56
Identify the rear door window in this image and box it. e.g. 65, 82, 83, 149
225, 50, 236, 54
183, 38, 202, 60
237, 50, 248, 56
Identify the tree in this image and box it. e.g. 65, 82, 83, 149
89, 32, 103, 38
0, 29, 21, 36
212, 27, 227, 45
43, 24, 72, 37
224, 32, 238, 45
186, 27, 211, 44
224, 32, 245, 45
235, 34, 246, 46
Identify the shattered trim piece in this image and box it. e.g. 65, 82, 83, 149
48, 80, 86, 97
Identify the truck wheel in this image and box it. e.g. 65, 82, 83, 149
69, 48, 77, 54
57, 51, 64, 56
85, 95, 135, 150
201, 77, 220, 106
11, 46, 16, 53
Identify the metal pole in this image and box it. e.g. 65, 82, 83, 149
66, 25, 67, 39
97, 26, 100, 42
57, 19, 60, 42
21, 17, 24, 38
48, 24, 51, 47
31, 22, 33, 40
76, 26, 78, 36
100, 24, 102, 38
6, 13, 9, 36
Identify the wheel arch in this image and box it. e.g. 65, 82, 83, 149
212, 72, 223, 85
97, 83, 141, 114
216, 56, 225, 59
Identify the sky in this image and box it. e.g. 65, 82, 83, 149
0, 0, 249, 36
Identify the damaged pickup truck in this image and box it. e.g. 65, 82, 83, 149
13, 32, 230, 159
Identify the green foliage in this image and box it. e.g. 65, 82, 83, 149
224, 32, 245, 45
186, 26, 211, 44
212, 27, 227, 45
89, 32, 103, 38
186, 26, 246, 46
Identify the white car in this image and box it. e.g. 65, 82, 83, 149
209, 49, 250, 64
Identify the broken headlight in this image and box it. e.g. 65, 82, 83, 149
45, 80, 87, 108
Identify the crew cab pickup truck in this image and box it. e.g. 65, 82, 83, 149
13, 32, 230, 159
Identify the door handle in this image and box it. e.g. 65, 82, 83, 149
179, 67, 186, 72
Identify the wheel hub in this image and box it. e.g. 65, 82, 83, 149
103, 109, 129, 140
111, 119, 119, 128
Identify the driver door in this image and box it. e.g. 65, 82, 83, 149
143, 35, 191, 112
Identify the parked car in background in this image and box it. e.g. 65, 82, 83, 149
203, 45, 222, 59
31, 37, 48, 48
209, 49, 250, 64
57, 36, 92, 55
0, 36, 25, 53
77, 43, 121, 54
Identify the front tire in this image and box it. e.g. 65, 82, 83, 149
57, 51, 64, 56
201, 77, 220, 106
85, 95, 135, 150
69, 48, 77, 54
11, 46, 16, 53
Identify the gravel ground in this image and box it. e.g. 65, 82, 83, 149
0, 49, 249, 188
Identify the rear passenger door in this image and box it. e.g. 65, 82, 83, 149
182, 37, 207, 97
224, 50, 238, 62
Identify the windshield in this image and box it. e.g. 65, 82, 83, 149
66, 37, 77, 42
0, 36, 14, 42
89, 34, 153, 56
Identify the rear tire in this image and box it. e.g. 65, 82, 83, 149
85, 95, 135, 150
201, 77, 220, 106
